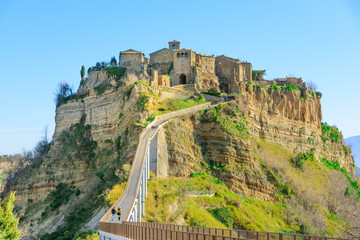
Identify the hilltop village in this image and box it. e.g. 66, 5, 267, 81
115, 40, 306, 94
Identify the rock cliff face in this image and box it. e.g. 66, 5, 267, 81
238, 83, 354, 173
7, 74, 151, 236
3, 69, 355, 238
0, 155, 31, 192
159, 83, 354, 203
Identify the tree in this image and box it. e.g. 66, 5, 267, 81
80, 65, 85, 80
55, 82, 72, 106
0, 192, 21, 240
252, 70, 266, 81
110, 56, 117, 66
33, 126, 51, 161
306, 81, 318, 92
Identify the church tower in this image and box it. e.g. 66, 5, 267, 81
168, 40, 180, 50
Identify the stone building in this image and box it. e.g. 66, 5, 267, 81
119, 49, 149, 72
215, 55, 252, 94
149, 41, 219, 91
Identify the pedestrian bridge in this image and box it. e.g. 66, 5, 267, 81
99, 103, 347, 240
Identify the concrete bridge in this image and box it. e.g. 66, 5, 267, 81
99, 102, 347, 240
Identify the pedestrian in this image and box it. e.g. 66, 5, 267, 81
111, 208, 116, 221
117, 207, 122, 221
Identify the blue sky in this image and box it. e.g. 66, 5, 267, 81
0, 0, 359, 155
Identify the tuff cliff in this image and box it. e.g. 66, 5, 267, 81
2, 69, 357, 238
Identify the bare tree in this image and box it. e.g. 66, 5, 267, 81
307, 81, 318, 91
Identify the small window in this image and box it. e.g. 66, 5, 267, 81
163, 54, 165, 56
181, 61, 184, 65
141, 63, 144, 69
121, 54, 124, 57
137, 54, 139, 57
177, 53, 180, 58
185, 53, 188, 58
122, 60, 125, 63
205, 65, 207, 70
205, 59, 207, 61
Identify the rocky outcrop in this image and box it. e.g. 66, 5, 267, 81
237, 83, 354, 174
162, 104, 275, 201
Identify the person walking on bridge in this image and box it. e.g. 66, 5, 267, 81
111, 208, 116, 221
117, 207, 122, 221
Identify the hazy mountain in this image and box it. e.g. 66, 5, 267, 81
345, 135, 360, 174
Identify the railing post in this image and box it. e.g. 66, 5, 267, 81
142, 172, 145, 216
138, 188, 141, 222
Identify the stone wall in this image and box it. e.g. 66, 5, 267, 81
120, 51, 147, 72
149, 48, 173, 64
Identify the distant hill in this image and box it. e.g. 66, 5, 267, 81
345, 135, 360, 171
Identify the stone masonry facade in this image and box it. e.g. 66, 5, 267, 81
119, 40, 307, 94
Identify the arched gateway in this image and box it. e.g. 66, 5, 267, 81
179, 74, 187, 84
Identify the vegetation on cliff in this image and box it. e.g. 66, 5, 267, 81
0, 192, 21, 240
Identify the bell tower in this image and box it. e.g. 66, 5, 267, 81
168, 40, 180, 50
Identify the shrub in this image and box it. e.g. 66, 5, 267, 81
290, 149, 315, 169
94, 83, 108, 95
104, 66, 126, 81
48, 183, 75, 211
208, 208, 234, 228
269, 85, 280, 90
321, 122, 341, 143
281, 85, 299, 91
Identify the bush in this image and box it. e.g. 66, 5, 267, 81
208, 208, 234, 228
48, 183, 75, 211
321, 122, 341, 143
281, 85, 299, 91
290, 149, 315, 169
104, 66, 126, 81
269, 85, 280, 90
94, 83, 108, 95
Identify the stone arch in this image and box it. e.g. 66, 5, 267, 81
179, 74, 187, 84
185, 52, 188, 58
177, 53, 180, 58
172, 44, 176, 50
181, 53, 184, 58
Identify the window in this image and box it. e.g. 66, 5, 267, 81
205, 58, 207, 61
137, 54, 139, 57
205, 65, 207, 70
122, 60, 124, 63
158, 61, 161, 63
177, 53, 180, 58
181, 61, 184, 65
163, 53, 165, 56
121, 54, 124, 57
181, 53, 184, 58
185, 52, 188, 58
172, 44, 176, 50
141, 63, 144, 69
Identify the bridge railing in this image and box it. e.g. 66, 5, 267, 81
125, 222, 347, 240
100, 221, 251, 240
